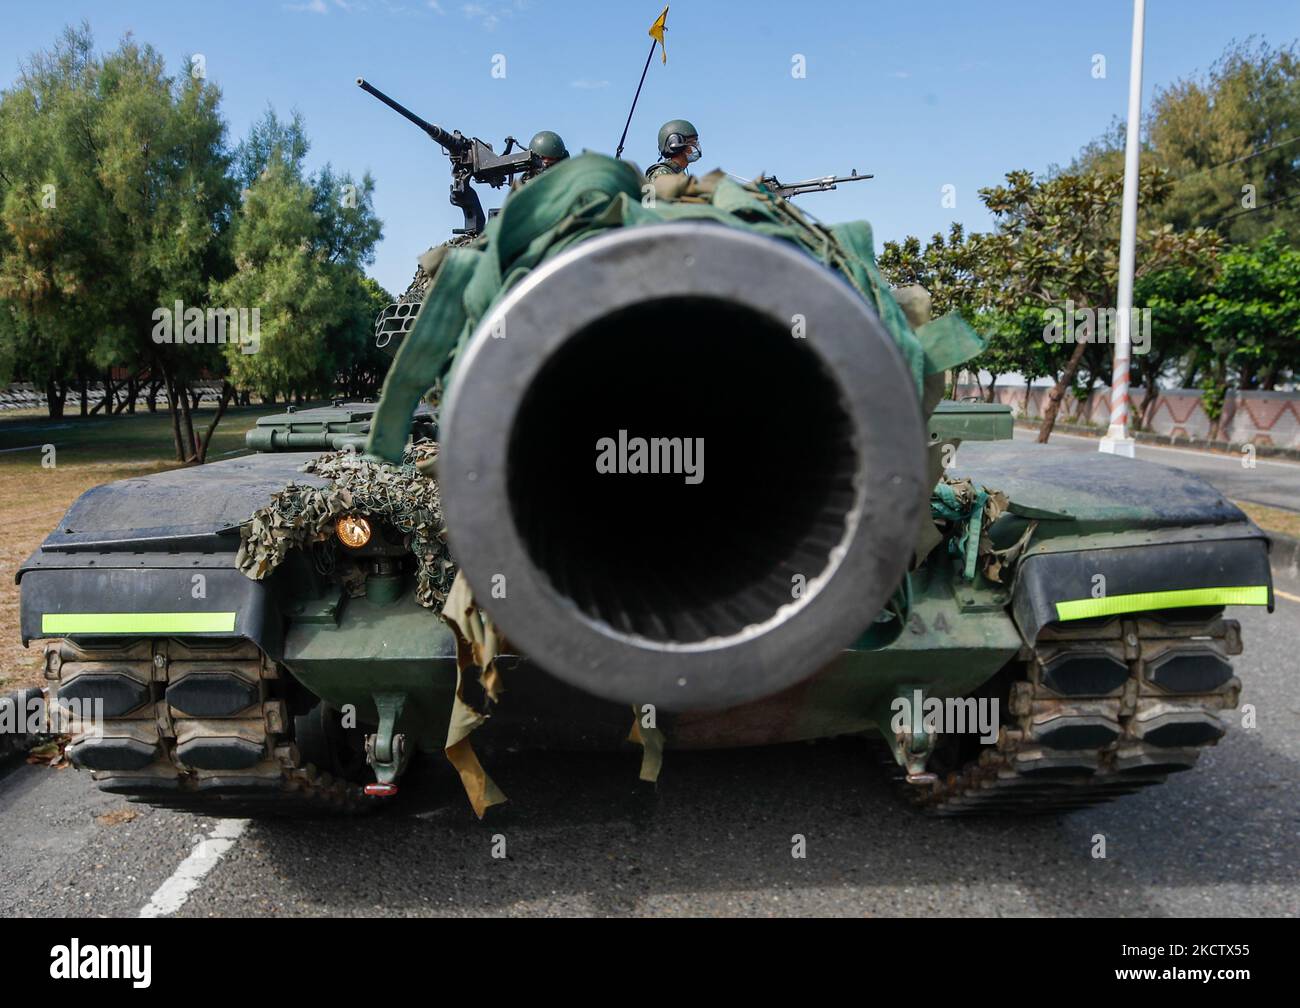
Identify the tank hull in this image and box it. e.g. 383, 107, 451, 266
17, 438, 1271, 815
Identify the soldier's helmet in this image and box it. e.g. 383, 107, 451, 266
529, 130, 570, 165
657, 119, 701, 162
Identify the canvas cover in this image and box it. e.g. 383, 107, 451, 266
366, 152, 984, 464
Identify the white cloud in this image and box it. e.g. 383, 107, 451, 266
462, 2, 510, 29
284, 0, 373, 13
570, 79, 610, 89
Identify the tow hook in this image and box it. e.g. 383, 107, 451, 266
885, 685, 938, 785
364, 692, 410, 794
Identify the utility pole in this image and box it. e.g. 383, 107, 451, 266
1100, 0, 1145, 458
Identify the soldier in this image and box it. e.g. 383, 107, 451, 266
529, 130, 570, 171
646, 119, 701, 181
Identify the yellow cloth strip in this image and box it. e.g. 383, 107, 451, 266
627, 707, 665, 783
440, 572, 507, 818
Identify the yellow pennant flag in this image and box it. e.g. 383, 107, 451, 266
648, 5, 669, 64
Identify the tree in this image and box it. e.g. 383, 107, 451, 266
0, 25, 109, 416
1194, 231, 1300, 440
1, 34, 389, 457
880, 226, 1064, 401
0, 24, 236, 453
1072, 39, 1300, 242
881, 170, 1221, 434
233, 107, 309, 190
972, 305, 1060, 404
974, 168, 1221, 441
878, 223, 989, 321
332, 274, 393, 399
1129, 263, 1215, 427
215, 110, 382, 406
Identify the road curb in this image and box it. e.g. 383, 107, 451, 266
1269, 533, 1300, 581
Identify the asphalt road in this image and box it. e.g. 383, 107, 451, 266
1014, 427, 1300, 512
2, 580, 1296, 918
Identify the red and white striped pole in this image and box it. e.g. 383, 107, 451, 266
1101, 0, 1145, 459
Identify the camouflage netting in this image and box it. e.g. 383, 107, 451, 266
235, 439, 457, 608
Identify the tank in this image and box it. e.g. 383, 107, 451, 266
16, 149, 1275, 818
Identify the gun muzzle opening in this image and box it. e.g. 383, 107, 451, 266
439, 223, 926, 709
508, 297, 857, 643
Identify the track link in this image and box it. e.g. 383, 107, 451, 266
901, 611, 1243, 816
45, 638, 368, 817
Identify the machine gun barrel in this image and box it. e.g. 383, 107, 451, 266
767, 170, 874, 199
357, 76, 538, 236
356, 77, 466, 152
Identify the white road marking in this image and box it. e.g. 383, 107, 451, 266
1015, 428, 1300, 470
1275, 589, 1300, 604
139, 818, 248, 918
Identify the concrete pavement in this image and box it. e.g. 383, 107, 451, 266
1, 590, 1296, 918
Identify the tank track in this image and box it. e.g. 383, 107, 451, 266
44, 638, 368, 817
43, 612, 1243, 818
898, 611, 1243, 815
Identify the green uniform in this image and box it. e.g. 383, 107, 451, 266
646, 160, 684, 181
648, 119, 699, 182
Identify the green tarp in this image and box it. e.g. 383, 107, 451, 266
366, 152, 984, 464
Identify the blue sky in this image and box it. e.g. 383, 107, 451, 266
2, 0, 1297, 296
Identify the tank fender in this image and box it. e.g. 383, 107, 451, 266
1011, 536, 1273, 642
17, 555, 283, 657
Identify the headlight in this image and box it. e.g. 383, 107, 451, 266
335, 514, 372, 549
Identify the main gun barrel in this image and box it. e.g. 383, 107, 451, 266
435, 223, 927, 711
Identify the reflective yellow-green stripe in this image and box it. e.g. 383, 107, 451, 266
1055, 586, 1270, 622
41, 612, 237, 634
